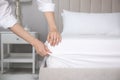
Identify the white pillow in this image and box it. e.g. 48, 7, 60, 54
62, 10, 120, 36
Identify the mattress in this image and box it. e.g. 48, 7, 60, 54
45, 35, 120, 68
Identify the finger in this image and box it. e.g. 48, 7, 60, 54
37, 50, 45, 57
57, 34, 61, 44
55, 37, 59, 46
49, 33, 54, 46
56, 37, 59, 45
54, 34, 60, 45
52, 33, 57, 46
45, 46, 52, 53
49, 37, 53, 46
37, 46, 48, 57
42, 49, 49, 56
59, 35, 62, 42
47, 34, 51, 43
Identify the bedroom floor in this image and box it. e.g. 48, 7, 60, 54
0, 68, 39, 80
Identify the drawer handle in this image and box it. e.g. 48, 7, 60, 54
16, 38, 19, 40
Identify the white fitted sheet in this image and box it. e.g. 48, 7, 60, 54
46, 35, 120, 68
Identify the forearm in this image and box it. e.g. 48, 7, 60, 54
44, 12, 58, 31
9, 23, 51, 56
44, 12, 61, 46
9, 23, 37, 46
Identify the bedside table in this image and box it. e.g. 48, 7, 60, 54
0, 31, 37, 74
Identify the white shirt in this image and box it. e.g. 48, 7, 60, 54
0, 0, 55, 29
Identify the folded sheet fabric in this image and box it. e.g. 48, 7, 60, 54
45, 36, 120, 68
47, 53, 120, 68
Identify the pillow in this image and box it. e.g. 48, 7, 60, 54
62, 10, 120, 36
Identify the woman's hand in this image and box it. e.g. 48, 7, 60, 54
44, 12, 62, 46
32, 39, 51, 57
47, 29, 62, 46
10, 23, 51, 57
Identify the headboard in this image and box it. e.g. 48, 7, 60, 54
53, 0, 120, 32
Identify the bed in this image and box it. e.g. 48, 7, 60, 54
46, 35, 120, 68
39, 0, 120, 80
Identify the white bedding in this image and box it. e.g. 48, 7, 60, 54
46, 35, 120, 68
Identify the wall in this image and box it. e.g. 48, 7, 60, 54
53, 0, 120, 32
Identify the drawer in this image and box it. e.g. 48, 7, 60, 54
1, 33, 36, 44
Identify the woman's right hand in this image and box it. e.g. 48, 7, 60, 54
32, 39, 51, 57
9, 24, 51, 57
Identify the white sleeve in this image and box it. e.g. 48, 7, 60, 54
0, 0, 17, 29
36, 0, 55, 12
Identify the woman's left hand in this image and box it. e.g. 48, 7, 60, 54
47, 29, 62, 46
